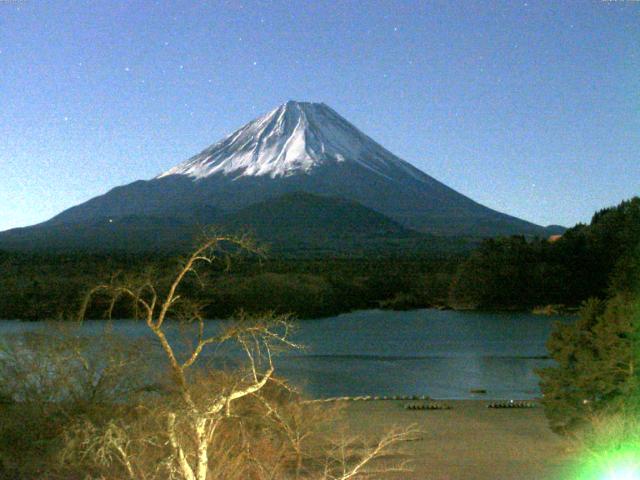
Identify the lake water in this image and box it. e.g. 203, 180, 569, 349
0, 309, 573, 400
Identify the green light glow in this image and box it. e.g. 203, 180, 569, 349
604, 465, 638, 480
575, 446, 640, 480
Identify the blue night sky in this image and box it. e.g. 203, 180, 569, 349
1, 0, 638, 232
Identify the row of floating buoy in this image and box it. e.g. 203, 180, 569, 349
304, 395, 431, 403
303, 396, 374, 403
487, 400, 536, 409
375, 395, 431, 401
404, 402, 450, 410
303, 397, 538, 409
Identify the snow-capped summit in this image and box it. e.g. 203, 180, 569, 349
158, 101, 420, 181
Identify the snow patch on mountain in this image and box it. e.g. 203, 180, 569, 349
158, 101, 430, 184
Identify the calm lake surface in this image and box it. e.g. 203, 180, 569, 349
0, 309, 573, 400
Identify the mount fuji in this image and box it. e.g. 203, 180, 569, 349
0, 101, 562, 253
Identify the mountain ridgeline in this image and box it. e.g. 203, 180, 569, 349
0, 101, 561, 254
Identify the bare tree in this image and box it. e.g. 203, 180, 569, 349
72, 235, 416, 480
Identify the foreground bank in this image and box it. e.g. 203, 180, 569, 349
339, 399, 572, 480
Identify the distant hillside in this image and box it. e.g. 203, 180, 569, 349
223, 192, 467, 255
0, 215, 198, 253
0, 193, 474, 256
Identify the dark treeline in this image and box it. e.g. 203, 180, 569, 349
0, 251, 174, 320
2, 196, 638, 320
0, 251, 460, 320
449, 197, 640, 310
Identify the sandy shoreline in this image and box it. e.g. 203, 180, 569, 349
337, 399, 574, 480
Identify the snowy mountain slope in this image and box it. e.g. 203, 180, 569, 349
157, 101, 432, 184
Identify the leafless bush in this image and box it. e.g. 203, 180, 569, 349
0, 323, 153, 478
572, 409, 640, 456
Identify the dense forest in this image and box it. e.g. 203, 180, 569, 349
0, 252, 460, 320
1, 197, 638, 320
449, 197, 640, 311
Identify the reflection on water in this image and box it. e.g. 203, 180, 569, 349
276, 355, 553, 399
0, 309, 573, 399
274, 308, 572, 399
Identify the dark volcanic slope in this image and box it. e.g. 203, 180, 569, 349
224, 192, 446, 255
0, 193, 467, 255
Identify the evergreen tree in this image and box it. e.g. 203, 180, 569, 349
538, 295, 640, 434
448, 236, 544, 309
